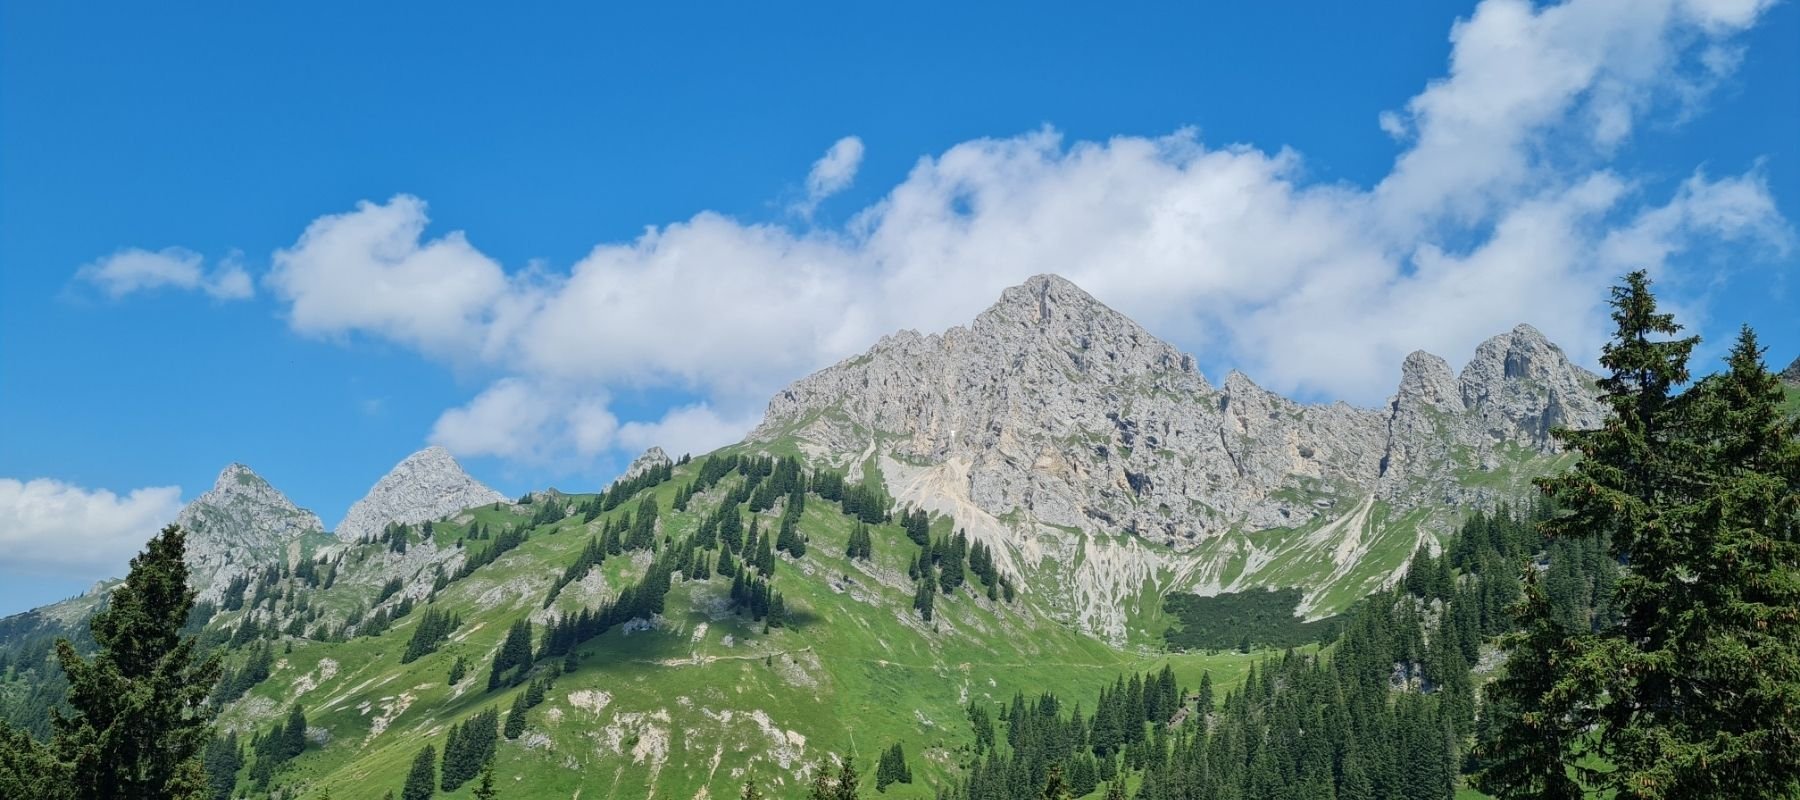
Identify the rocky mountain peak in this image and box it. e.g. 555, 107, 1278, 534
967, 274, 1201, 382
1396, 351, 1459, 409
1781, 355, 1800, 383
1456, 323, 1602, 448
176, 463, 324, 600
335, 446, 506, 541
621, 446, 673, 483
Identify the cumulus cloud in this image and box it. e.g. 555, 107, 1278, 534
266, 195, 512, 359
793, 136, 865, 217
77, 247, 254, 301
617, 404, 766, 459
129, 0, 1791, 467
0, 478, 183, 578
427, 378, 616, 462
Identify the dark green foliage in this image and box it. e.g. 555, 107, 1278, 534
209, 641, 273, 705
471, 760, 499, 800
471, 760, 500, 800
839, 480, 892, 524
448, 655, 467, 686
1484, 273, 1800, 799
529, 497, 567, 526
245, 703, 307, 789
376, 577, 404, 604
931, 531, 967, 594
455, 525, 528, 579
402, 744, 436, 800
1473, 569, 1584, 800
39, 524, 223, 800
900, 508, 929, 547
537, 545, 685, 659
1160, 588, 1340, 651
874, 742, 912, 791
441, 707, 499, 790
401, 607, 460, 664
845, 523, 874, 560
487, 620, 534, 691
947, 509, 1554, 800
912, 577, 935, 622
503, 692, 527, 740
200, 732, 241, 800
586, 458, 674, 515
0, 722, 66, 800
626, 495, 659, 550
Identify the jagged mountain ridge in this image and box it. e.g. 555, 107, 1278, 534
753, 274, 1603, 635
758, 274, 1599, 544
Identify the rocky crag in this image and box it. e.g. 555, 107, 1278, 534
620, 446, 674, 483
754, 274, 1603, 637
175, 463, 327, 601
335, 446, 507, 542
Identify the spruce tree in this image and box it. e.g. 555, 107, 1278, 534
50, 524, 223, 800
504, 693, 527, 739
1474, 569, 1584, 799
471, 760, 498, 800
833, 755, 860, 800
1494, 272, 1800, 799
402, 745, 436, 800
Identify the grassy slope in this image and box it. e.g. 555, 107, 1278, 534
226, 462, 1263, 800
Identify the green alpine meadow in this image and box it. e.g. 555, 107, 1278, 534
4, 2, 1797, 797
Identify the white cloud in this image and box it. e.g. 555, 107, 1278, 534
134, 0, 1790, 468
617, 404, 764, 460
266, 195, 512, 359
77, 247, 254, 301
0, 478, 183, 578
427, 378, 617, 462
793, 136, 865, 217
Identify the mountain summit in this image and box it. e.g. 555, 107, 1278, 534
335, 446, 506, 541
175, 463, 325, 600
755, 274, 1603, 635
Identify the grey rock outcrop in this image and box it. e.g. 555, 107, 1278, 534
621, 447, 673, 483
1781, 356, 1800, 384
335, 446, 506, 542
176, 463, 326, 601
755, 274, 1603, 549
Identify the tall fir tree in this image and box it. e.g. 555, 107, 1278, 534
1473, 569, 1585, 799
1493, 272, 1800, 799
402, 744, 436, 800
46, 524, 223, 800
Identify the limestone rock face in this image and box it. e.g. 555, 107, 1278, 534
1781, 355, 1800, 384
1455, 324, 1604, 451
621, 447, 673, 483
755, 274, 1603, 549
335, 446, 506, 542
175, 464, 325, 600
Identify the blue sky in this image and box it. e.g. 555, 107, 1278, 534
2, 0, 1796, 615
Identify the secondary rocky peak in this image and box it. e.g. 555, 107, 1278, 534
335, 446, 507, 542
176, 463, 324, 600
1457, 324, 1603, 448
1396, 351, 1459, 409
621, 446, 673, 483
1781, 355, 1800, 383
